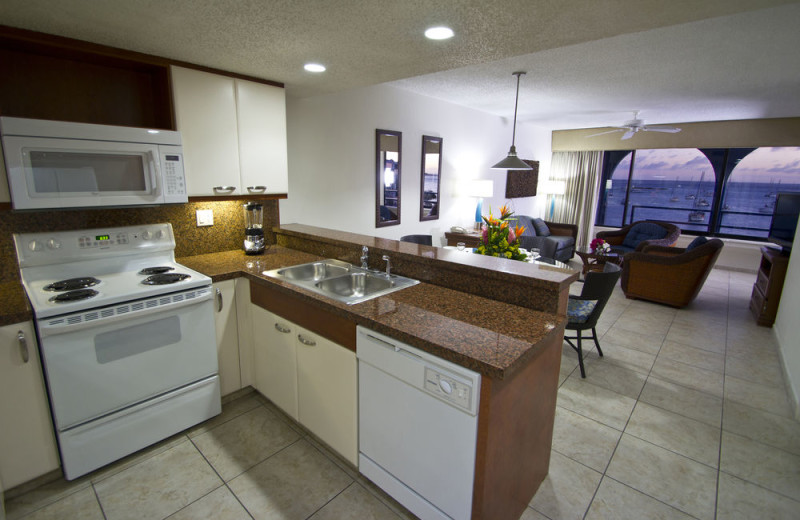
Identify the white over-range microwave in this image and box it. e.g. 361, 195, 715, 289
0, 116, 188, 210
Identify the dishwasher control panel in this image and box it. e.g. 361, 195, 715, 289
424, 367, 473, 412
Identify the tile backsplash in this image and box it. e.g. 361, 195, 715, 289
0, 199, 279, 282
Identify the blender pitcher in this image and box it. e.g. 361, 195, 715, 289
243, 202, 265, 254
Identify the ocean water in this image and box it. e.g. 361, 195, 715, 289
598, 180, 800, 238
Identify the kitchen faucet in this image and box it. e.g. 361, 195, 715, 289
382, 255, 392, 278
361, 246, 369, 269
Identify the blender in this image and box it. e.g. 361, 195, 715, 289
243, 202, 265, 254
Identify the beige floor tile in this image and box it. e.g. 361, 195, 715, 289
191, 405, 301, 481
720, 431, 800, 501
89, 432, 188, 484
725, 340, 781, 366
724, 375, 793, 418
658, 340, 725, 373
166, 485, 250, 520
10, 487, 103, 520
584, 341, 656, 375
626, 402, 721, 468
94, 440, 222, 520
716, 472, 800, 520
606, 435, 717, 520
612, 313, 672, 337
229, 439, 353, 520
187, 394, 262, 438
575, 358, 647, 400
722, 400, 800, 456
557, 377, 636, 430
309, 482, 401, 520
585, 477, 695, 520
529, 451, 602, 520
519, 507, 551, 520
601, 325, 664, 355
639, 376, 723, 427
4, 477, 93, 520
650, 357, 724, 398
725, 354, 785, 389
551, 406, 622, 472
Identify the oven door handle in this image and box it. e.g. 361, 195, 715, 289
38, 288, 213, 338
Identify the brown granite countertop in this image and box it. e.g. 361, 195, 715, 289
178, 247, 568, 380
0, 280, 32, 327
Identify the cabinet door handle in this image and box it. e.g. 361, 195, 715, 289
297, 334, 316, 347
213, 185, 237, 193
274, 323, 291, 334
215, 288, 223, 312
247, 186, 267, 193
17, 330, 29, 363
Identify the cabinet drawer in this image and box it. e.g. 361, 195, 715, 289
755, 270, 770, 294
750, 285, 766, 316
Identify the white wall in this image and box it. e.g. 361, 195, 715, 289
774, 227, 800, 418
282, 84, 551, 245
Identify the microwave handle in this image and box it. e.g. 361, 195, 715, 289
148, 151, 161, 196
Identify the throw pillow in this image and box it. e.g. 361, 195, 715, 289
685, 236, 709, 251
567, 298, 597, 324
515, 215, 536, 237
532, 218, 551, 237
622, 222, 668, 249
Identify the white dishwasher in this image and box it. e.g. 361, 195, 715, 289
357, 326, 481, 520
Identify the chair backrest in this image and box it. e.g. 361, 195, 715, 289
577, 262, 621, 328
400, 234, 433, 246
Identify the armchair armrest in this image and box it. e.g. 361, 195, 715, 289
595, 228, 626, 246
638, 244, 687, 256
545, 221, 578, 239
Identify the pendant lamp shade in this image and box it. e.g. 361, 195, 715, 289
492, 71, 533, 171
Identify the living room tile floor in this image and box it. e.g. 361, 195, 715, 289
4, 269, 799, 520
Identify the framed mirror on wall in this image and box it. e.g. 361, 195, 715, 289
376, 129, 402, 227
420, 135, 442, 221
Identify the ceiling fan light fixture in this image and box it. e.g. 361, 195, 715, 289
424, 26, 454, 40
492, 71, 533, 171
304, 63, 326, 73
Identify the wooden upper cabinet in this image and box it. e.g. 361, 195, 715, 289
171, 66, 241, 196
171, 65, 289, 197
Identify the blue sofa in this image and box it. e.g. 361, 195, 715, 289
514, 216, 578, 262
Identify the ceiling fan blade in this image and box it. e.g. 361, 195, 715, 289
642, 126, 681, 133
621, 130, 636, 140
586, 128, 625, 138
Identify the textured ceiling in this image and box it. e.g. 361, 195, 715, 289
1, 0, 799, 130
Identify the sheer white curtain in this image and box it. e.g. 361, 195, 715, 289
546, 151, 603, 249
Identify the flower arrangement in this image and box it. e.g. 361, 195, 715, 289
475, 205, 529, 261
590, 238, 612, 254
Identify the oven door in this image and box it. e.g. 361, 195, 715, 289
35, 287, 217, 431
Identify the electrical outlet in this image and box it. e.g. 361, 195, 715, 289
196, 209, 214, 227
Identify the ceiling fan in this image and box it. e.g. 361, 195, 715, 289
587, 111, 681, 140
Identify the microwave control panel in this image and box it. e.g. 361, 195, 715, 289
161, 151, 186, 200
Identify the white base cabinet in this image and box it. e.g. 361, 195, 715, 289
213, 280, 242, 396
0, 322, 60, 489
252, 304, 357, 465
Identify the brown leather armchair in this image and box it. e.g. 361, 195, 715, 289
596, 221, 681, 253
621, 238, 724, 307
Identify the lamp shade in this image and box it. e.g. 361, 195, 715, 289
492, 146, 533, 170
546, 180, 567, 195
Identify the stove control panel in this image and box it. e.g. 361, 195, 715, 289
15, 223, 176, 267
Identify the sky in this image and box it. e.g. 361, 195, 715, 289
611, 147, 800, 184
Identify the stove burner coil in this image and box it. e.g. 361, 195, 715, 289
142, 273, 191, 285
44, 277, 101, 292
138, 267, 175, 275
48, 289, 100, 303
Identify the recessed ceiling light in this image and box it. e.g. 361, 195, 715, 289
304, 63, 326, 73
424, 26, 454, 40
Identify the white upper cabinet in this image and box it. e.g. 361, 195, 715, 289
236, 80, 289, 195
171, 66, 288, 197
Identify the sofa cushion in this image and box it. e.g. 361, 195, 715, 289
567, 298, 597, 324
622, 222, 668, 249
532, 218, 551, 237
548, 235, 574, 250
685, 236, 709, 251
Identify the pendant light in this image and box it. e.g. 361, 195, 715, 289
491, 71, 533, 170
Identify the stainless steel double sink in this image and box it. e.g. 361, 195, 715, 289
262, 259, 419, 305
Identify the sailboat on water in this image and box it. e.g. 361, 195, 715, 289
688, 172, 706, 222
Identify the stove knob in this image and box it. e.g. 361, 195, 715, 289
47, 238, 62, 250
155, 229, 166, 240
141, 230, 153, 240
28, 240, 44, 252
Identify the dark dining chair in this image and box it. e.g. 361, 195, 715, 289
400, 234, 433, 246
564, 262, 622, 378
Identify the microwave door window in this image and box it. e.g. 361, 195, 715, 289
28, 151, 148, 194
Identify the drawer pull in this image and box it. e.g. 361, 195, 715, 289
247, 186, 267, 192
274, 323, 291, 334
17, 330, 29, 363
213, 185, 237, 193
297, 334, 316, 347
215, 288, 223, 312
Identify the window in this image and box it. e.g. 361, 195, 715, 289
595, 147, 800, 240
